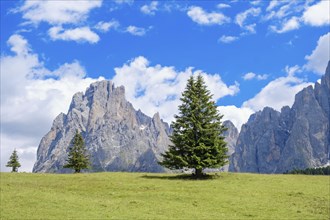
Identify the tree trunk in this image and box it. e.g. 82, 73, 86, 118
195, 168, 203, 178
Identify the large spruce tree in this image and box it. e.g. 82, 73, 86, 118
6, 149, 21, 172
64, 131, 90, 173
159, 75, 228, 178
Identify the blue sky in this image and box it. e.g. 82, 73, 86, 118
1, 0, 329, 172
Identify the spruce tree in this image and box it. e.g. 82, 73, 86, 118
159, 75, 228, 178
6, 149, 21, 172
63, 131, 90, 173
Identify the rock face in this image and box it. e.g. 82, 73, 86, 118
229, 61, 330, 173
33, 81, 172, 173
223, 120, 239, 156
221, 120, 239, 171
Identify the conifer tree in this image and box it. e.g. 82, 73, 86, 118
6, 149, 21, 172
64, 131, 90, 173
159, 75, 228, 178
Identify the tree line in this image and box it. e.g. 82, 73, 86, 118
284, 166, 330, 175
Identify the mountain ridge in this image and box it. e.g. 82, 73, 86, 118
229, 61, 330, 173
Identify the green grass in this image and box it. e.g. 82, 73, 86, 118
1, 172, 329, 219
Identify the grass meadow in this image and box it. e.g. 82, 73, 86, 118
0, 172, 329, 219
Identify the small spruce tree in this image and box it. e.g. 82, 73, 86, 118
6, 149, 21, 172
63, 130, 90, 173
159, 75, 228, 178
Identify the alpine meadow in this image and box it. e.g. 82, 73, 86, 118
1, 1, 330, 220
1, 172, 329, 219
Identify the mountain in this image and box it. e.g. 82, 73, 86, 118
229, 61, 330, 173
33, 81, 172, 173
33, 80, 238, 173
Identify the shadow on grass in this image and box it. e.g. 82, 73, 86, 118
140, 173, 222, 181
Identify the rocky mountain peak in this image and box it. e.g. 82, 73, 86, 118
229, 61, 330, 173
33, 80, 171, 173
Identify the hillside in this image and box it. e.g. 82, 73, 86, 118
1, 172, 329, 219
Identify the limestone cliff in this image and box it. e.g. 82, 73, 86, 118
229, 61, 330, 173
33, 81, 171, 173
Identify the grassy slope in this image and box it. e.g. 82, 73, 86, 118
0, 172, 329, 219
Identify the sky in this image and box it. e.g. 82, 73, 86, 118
1, 0, 329, 172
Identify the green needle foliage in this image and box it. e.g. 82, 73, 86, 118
159, 75, 228, 178
64, 130, 90, 173
6, 149, 21, 172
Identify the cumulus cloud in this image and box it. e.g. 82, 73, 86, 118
112, 56, 239, 123
242, 66, 311, 112
187, 6, 230, 25
265, 1, 329, 33
7, 34, 31, 56
270, 16, 300, 34
140, 1, 158, 15
94, 20, 119, 32
218, 35, 238, 43
126, 25, 149, 36
305, 32, 330, 75
302, 0, 330, 26
218, 106, 254, 131
1, 34, 103, 172
15, 0, 102, 25
48, 26, 100, 43
242, 72, 268, 81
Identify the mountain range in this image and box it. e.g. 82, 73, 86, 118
230, 61, 329, 173
33, 61, 330, 173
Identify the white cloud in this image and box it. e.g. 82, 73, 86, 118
243, 72, 256, 80
217, 3, 231, 9
112, 56, 239, 123
187, 6, 230, 25
270, 16, 300, 33
285, 65, 300, 77
126, 25, 149, 36
1, 34, 103, 172
140, 1, 158, 15
16, 0, 102, 25
256, 74, 268, 81
218, 106, 254, 131
94, 20, 119, 32
302, 0, 330, 26
243, 72, 268, 81
242, 66, 311, 112
264, 1, 302, 21
266, 0, 281, 12
305, 32, 330, 75
1, 135, 38, 172
250, 0, 262, 6
244, 23, 257, 34
218, 35, 238, 43
236, 7, 261, 27
7, 34, 31, 56
48, 26, 100, 44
